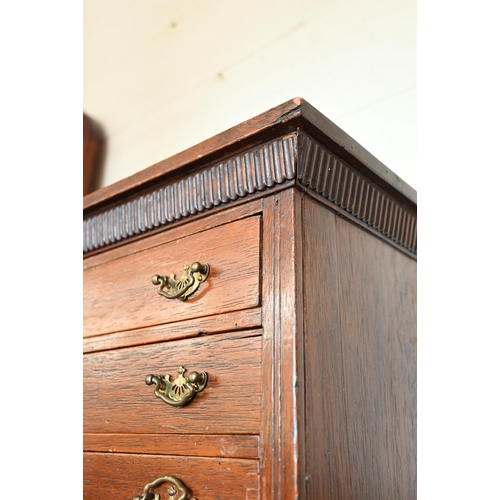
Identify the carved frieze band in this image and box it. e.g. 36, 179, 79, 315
83, 134, 297, 253
297, 131, 417, 254
83, 131, 416, 254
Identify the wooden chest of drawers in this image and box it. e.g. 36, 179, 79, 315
83, 98, 417, 499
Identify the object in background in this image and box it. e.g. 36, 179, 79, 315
83, 113, 105, 196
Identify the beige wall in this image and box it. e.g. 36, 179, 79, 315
84, 0, 416, 191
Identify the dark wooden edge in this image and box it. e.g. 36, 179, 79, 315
83, 98, 416, 214
83, 308, 262, 353
297, 99, 416, 208
83, 147, 416, 258
300, 186, 417, 259
297, 129, 417, 255
260, 190, 303, 499
83, 135, 296, 254
83, 197, 265, 263
83, 433, 259, 459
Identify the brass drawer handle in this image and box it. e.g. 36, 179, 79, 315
133, 474, 196, 500
152, 262, 210, 301
146, 366, 208, 408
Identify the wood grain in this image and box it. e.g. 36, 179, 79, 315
84, 433, 259, 459
84, 330, 262, 435
83, 126, 417, 259
84, 307, 261, 353
297, 129, 417, 254
302, 196, 353, 499
83, 98, 415, 213
82, 99, 417, 499
84, 452, 258, 500
334, 212, 417, 499
83, 197, 263, 268
260, 190, 303, 500
302, 196, 416, 499
83, 134, 296, 253
84, 215, 261, 337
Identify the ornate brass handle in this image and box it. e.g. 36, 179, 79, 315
133, 475, 196, 500
146, 366, 208, 408
152, 262, 210, 301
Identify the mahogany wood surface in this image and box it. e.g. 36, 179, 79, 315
84, 215, 261, 337
84, 433, 259, 459
260, 190, 304, 500
83, 100, 417, 499
84, 197, 263, 267
83, 307, 261, 353
83, 98, 415, 214
301, 195, 350, 500
83, 134, 296, 254
334, 212, 417, 499
84, 330, 262, 435
297, 129, 417, 256
301, 196, 417, 499
84, 452, 258, 500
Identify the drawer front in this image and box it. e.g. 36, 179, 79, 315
84, 452, 258, 500
84, 331, 262, 434
84, 215, 261, 337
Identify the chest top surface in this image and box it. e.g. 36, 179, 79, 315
83, 97, 416, 257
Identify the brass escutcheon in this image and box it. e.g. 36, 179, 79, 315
132, 474, 196, 500
145, 366, 208, 408
151, 262, 210, 301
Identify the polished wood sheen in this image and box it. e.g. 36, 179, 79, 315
84, 215, 261, 337
83, 134, 295, 253
83, 100, 415, 259
83, 98, 416, 499
83, 308, 261, 353
84, 453, 258, 499
84, 433, 259, 459
83, 98, 415, 213
84, 330, 262, 435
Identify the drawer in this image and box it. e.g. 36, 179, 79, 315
84, 452, 258, 500
84, 331, 262, 434
84, 215, 261, 337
